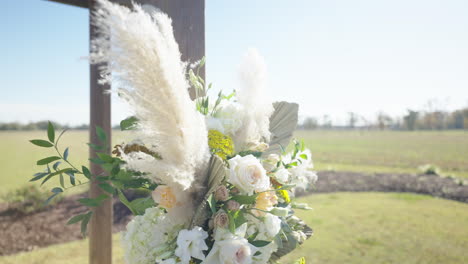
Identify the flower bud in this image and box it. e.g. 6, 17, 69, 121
214, 185, 229, 201
262, 154, 280, 171
246, 141, 269, 152
270, 207, 289, 217
230, 187, 240, 195
213, 210, 229, 228
226, 200, 240, 211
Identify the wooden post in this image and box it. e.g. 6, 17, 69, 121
89, 1, 112, 264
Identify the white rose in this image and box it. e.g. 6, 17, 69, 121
263, 213, 281, 238
213, 101, 244, 135
175, 227, 209, 264
203, 224, 257, 264
228, 155, 270, 195
274, 168, 290, 184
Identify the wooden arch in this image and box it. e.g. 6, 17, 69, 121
44, 0, 205, 263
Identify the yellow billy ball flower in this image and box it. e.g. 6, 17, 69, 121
278, 189, 291, 203
208, 130, 234, 160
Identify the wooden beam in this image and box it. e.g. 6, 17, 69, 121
44, 0, 89, 8
135, 0, 206, 98
88, 1, 112, 264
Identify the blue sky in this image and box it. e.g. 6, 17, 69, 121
1, 0, 467, 125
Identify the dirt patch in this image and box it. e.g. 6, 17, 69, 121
306, 171, 468, 203
0, 192, 138, 256
1, 172, 467, 256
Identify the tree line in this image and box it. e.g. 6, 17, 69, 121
299, 107, 468, 130
0, 121, 90, 131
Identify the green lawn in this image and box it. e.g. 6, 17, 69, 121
1, 192, 467, 264
295, 130, 468, 178
1, 130, 467, 196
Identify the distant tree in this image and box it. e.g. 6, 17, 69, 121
376, 111, 392, 130
347, 112, 358, 129
301, 117, 318, 130
322, 115, 332, 129
403, 110, 419, 130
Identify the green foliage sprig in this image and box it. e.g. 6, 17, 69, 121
29, 121, 157, 236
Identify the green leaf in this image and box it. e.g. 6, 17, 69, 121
30, 172, 48, 182
250, 240, 271, 247
233, 210, 247, 227
96, 126, 107, 143
130, 197, 155, 215
98, 183, 115, 194
87, 143, 105, 151
207, 194, 216, 214
30, 139, 54, 148
97, 153, 113, 163
51, 187, 63, 193
82, 166, 91, 179
78, 194, 108, 207
231, 194, 258, 205
67, 213, 88, 225
66, 171, 76, 186
47, 121, 55, 143
117, 189, 137, 215
90, 157, 105, 165
228, 211, 236, 233
81, 211, 93, 237
37, 156, 61, 166
52, 161, 61, 170
41, 169, 73, 186
59, 174, 65, 188
63, 148, 69, 161
44, 193, 59, 205
120, 116, 138, 131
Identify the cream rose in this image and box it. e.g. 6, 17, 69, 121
228, 155, 270, 195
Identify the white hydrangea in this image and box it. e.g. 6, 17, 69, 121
122, 207, 184, 264
245, 213, 281, 241
252, 241, 278, 264
282, 149, 318, 190
205, 100, 244, 136
273, 167, 290, 184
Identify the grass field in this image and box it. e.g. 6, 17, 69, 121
1, 130, 467, 196
1, 192, 467, 264
295, 130, 468, 178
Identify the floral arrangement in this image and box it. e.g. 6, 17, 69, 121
28, 0, 318, 263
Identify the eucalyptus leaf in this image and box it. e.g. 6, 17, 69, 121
63, 147, 69, 161
82, 166, 91, 179
47, 121, 55, 143
30, 139, 54, 148
80, 211, 93, 237
37, 156, 61, 166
